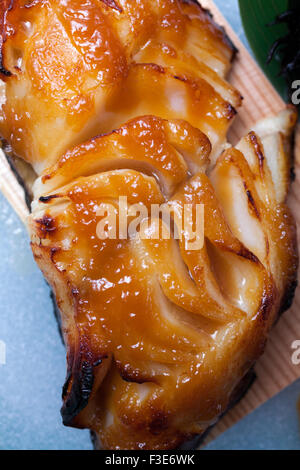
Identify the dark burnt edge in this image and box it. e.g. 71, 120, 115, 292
174, 1, 238, 64
61, 336, 108, 427
248, 132, 265, 169
289, 109, 298, 182
49, 254, 100, 429
290, 127, 296, 182
0, 0, 13, 78
180, 0, 238, 62
277, 222, 299, 319
245, 188, 261, 220
90, 430, 99, 450
279, 279, 298, 317
0, 65, 11, 77
50, 289, 64, 344
61, 353, 107, 428
219, 24, 238, 63
204, 7, 239, 62
39, 194, 59, 203
61, 356, 96, 427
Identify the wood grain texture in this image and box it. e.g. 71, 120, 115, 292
0, 0, 299, 447
0, 149, 28, 224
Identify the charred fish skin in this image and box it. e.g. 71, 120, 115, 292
0, 0, 298, 450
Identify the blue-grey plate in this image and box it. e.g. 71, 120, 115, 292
0, 0, 299, 450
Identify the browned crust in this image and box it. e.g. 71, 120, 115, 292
35, 214, 57, 235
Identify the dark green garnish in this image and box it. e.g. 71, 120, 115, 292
267, 0, 300, 102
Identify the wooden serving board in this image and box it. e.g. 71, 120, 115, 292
0, 0, 299, 447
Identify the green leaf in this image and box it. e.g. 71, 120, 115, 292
238, 0, 289, 100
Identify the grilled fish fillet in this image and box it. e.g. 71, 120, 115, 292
0, 0, 298, 450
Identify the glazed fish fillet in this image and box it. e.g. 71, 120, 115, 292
0, 0, 298, 450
